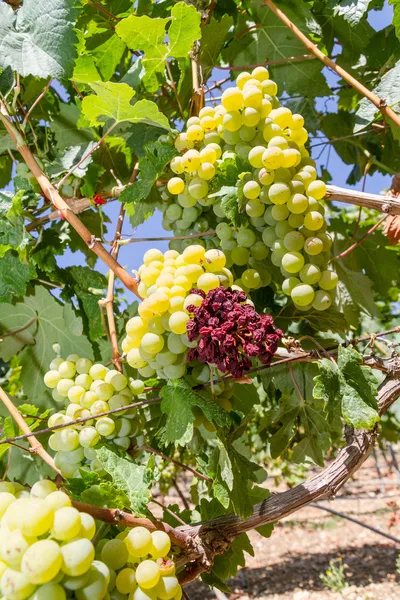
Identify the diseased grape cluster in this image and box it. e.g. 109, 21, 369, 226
0, 481, 181, 600
162, 66, 338, 311
43, 355, 145, 478
122, 245, 234, 381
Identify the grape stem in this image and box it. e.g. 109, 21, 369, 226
0, 316, 37, 339
0, 100, 140, 298
0, 386, 61, 475
262, 0, 400, 129
332, 214, 389, 262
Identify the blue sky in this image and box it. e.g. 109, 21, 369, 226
2, 1, 395, 303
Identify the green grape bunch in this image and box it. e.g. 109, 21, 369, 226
162, 66, 338, 312
43, 354, 145, 478
0, 480, 182, 600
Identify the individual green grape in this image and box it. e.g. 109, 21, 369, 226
283, 231, 304, 252
1, 529, 32, 569
51, 507, 82, 541
60, 539, 95, 577
274, 221, 293, 239
188, 178, 208, 199
304, 211, 324, 231
287, 193, 308, 214
45, 491, 71, 512
89, 364, 108, 381
262, 227, 278, 246
163, 364, 186, 380
291, 284, 315, 307
262, 147, 283, 170
150, 531, 171, 559
79, 427, 100, 449
100, 540, 128, 571
243, 181, 261, 200
204, 249, 226, 272
268, 183, 291, 205
258, 168, 274, 186
135, 560, 160, 590
245, 200, 264, 218
248, 146, 266, 168
317, 232, 333, 251
43, 370, 62, 389
115, 568, 136, 594
155, 576, 180, 600
215, 222, 232, 241
299, 264, 321, 285
250, 241, 269, 260
21, 540, 62, 584
242, 269, 261, 289
271, 204, 289, 222
30, 480, 57, 500
30, 582, 67, 600
319, 270, 338, 290
125, 527, 152, 558
0, 568, 36, 600
236, 228, 257, 248
20, 500, 54, 537
281, 252, 305, 274
313, 290, 332, 311
304, 237, 323, 256
58, 361, 76, 379
221, 87, 244, 111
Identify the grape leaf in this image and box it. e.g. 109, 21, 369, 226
168, 2, 201, 59
0, 66, 14, 97
96, 447, 152, 517
211, 534, 254, 582
160, 379, 231, 446
116, 15, 171, 90
0, 192, 30, 257
313, 346, 379, 430
390, 0, 400, 40
355, 60, 400, 131
332, 0, 372, 25
72, 55, 101, 84
81, 82, 170, 130
200, 15, 233, 81
67, 470, 130, 509
50, 103, 95, 151
0, 0, 77, 79
0, 287, 93, 406
0, 253, 36, 303
119, 140, 177, 205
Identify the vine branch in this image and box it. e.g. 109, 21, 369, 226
0, 101, 140, 298
262, 0, 400, 129
0, 386, 60, 475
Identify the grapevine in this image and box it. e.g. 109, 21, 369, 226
0, 0, 399, 596
161, 66, 338, 311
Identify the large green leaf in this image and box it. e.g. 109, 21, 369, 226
160, 379, 231, 446
0, 253, 36, 303
96, 447, 152, 517
50, 103, 95, 151
355, 60, 400, 131
200, 15, 233, 81
81, 82, 170, 130
168, 2, 201, 59
0, 287, 93, 406
313, 346, 379, 430
332, 0, 372, 25
0, 0, 77, 79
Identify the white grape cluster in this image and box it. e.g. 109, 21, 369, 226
163, 66, 338, 311
43, 355, 145, 477
0, 481, 181, 600
123, 245, 232, 380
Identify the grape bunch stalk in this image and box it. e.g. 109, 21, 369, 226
162, 65, 338, 311
0, 480, 182, 600
43, 354, 146, 478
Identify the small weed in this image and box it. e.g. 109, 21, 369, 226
320, 558, 348, 592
